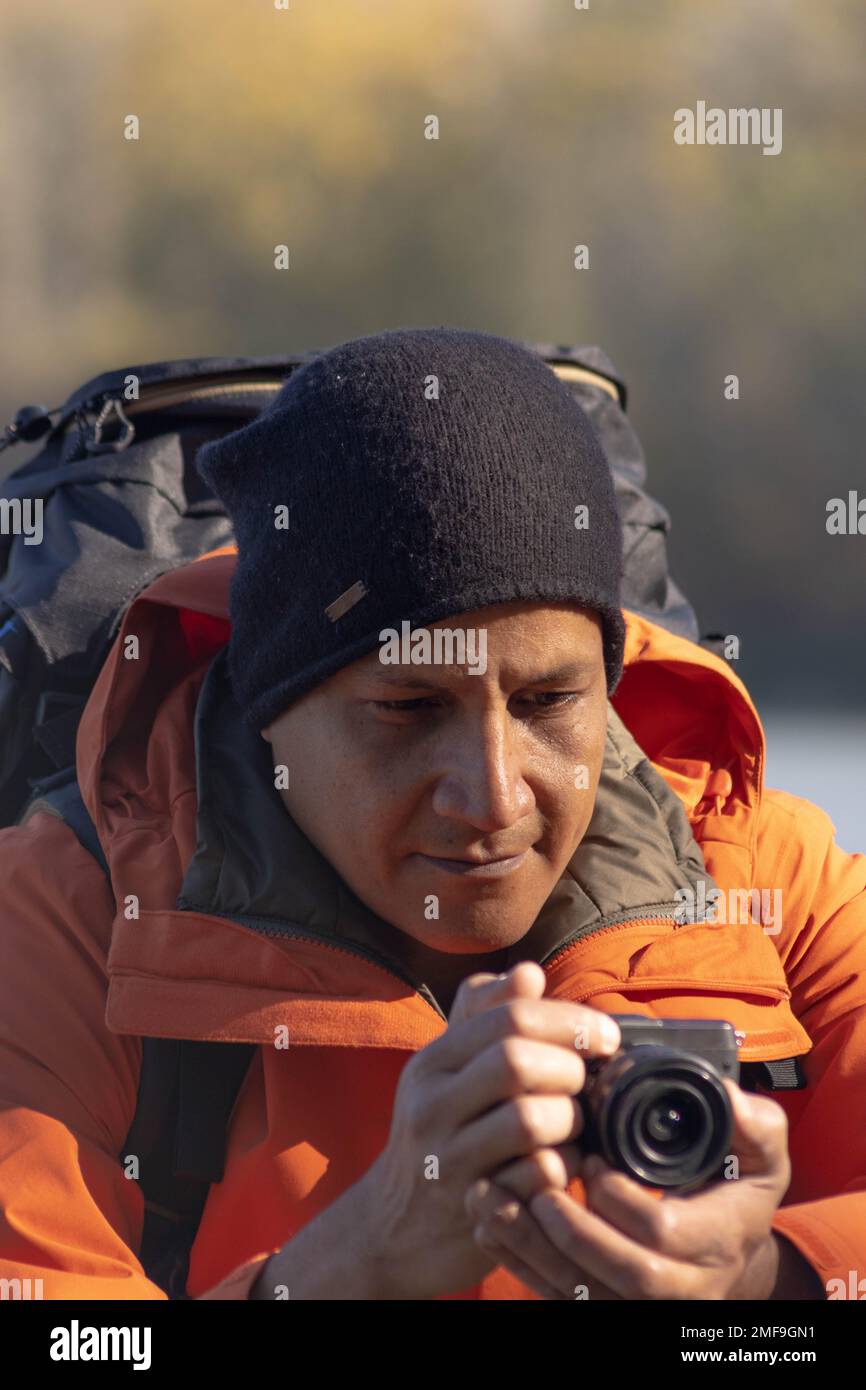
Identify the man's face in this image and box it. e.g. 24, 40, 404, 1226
260, 601, 608, 953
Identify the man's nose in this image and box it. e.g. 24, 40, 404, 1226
429, 709, 534, 831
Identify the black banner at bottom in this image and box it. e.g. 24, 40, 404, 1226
2, 1294, 860, 1375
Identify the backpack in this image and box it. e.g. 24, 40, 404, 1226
0, 341, 738, 1297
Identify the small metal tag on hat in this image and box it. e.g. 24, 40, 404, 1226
325, 579, 368, 622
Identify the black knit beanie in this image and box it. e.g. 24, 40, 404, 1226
196, 327, 626, 732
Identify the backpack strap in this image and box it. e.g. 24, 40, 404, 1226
18, 771, 257, 1298
739, 1055, 809, 1091
121, 1036, 256, 1300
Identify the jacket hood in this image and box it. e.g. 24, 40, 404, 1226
73, 548, 801, 1060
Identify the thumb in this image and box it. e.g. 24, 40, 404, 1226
724, 1079, 790, 1184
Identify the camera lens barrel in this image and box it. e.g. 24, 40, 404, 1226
582, 1045, 733, 1192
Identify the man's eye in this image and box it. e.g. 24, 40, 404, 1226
520, 691, 580, 708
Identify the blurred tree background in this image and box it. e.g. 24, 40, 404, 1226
0, 0, 863, 719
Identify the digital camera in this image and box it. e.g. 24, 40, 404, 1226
579, 1016, 740, 1193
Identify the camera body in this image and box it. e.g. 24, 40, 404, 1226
579, 1016, 740, 1193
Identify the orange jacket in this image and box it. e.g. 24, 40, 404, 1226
1, 548, 864, 1300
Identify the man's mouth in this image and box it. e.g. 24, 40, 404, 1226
413, 849, 530, 878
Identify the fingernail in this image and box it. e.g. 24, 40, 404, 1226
600, 1018, 621, 1050
466, 1178, 489, 1211
493, 1201, 521, 1224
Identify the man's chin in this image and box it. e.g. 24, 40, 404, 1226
392, 905, 540, 956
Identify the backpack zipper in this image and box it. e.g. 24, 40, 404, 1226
121, 377, 287, 416
72, 378, 289, 456
551, 363, 621, 402
99, 363, 617, 419
79, 363, 620, 454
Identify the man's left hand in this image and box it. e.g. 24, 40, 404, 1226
465, 1079, 793, 1300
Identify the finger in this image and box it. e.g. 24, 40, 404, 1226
528, 1187, 701, 1300
576, 1129, 783, 1272
476, 1227, 623, 1301
724, 1080, 790, 1186
422, 995, 621, 1079
491, 1143, 582, 1200
449, 962, 546, 1026
451, 1092, 584, 1176
436, 1035, 588, 1132
576, 1156, 709, 1263
580, 1156, 767, 1275
472, 1229, 570, 1301
472, 1227, 568, 1301
468, 1176, 622, 1301
467, 1179, 580, 1298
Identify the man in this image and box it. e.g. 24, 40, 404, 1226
0, 327, 863, 1300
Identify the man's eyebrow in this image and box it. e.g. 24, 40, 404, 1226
363, 673, 453, 691
525, 661, 594, 684
363, 660, 595, 690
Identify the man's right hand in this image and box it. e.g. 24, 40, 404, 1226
352, 961, 621, 1298
251, 961, 621, 1300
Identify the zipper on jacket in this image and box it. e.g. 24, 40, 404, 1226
539, 906, 682, 973
177, 903, 449, 1023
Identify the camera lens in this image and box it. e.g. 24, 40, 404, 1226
635, 1084, 710, 1161
585, 1046, 733, 1191
641, 1091, 703, 1154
